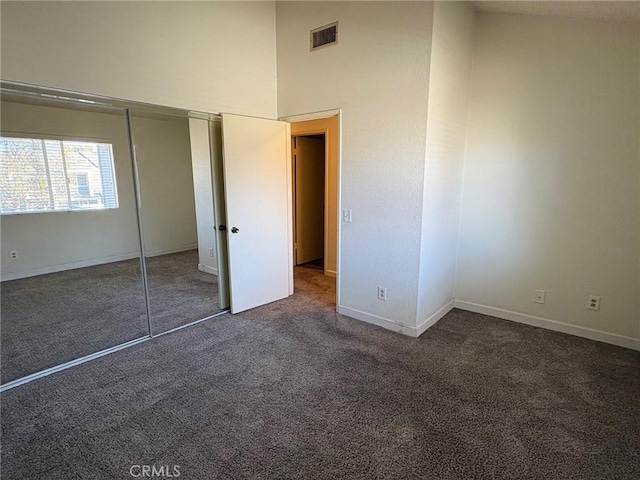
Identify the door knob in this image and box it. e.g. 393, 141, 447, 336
218, 225, 227, 231
231, 227, 239, 233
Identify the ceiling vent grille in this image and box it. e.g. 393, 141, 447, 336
311, 22, 338, 51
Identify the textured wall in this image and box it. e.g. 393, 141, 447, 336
417, 1, 475, 327
0, 1, 277, 117
277, 1, 434, 330
189, 118, 218, 275
456, 13, 640, 341
131, 113, 197, 256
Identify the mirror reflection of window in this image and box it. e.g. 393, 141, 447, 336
0, 86, 228, 389
75, 173, 89, 196
0, 136, 118, 214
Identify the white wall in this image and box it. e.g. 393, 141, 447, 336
0, 1, 277, 117
0, 100, 140, 279
417, 1, 475, 330
456, 13, 640, 343
277, 1, 434, 332
131, 113, 197, 256
189, 117, 218, 275
5, 1, 637, 348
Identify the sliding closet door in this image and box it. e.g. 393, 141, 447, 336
130, 110, 224, 335
0, 95, 149, 385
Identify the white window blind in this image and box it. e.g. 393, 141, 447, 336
0, 136, 119, 214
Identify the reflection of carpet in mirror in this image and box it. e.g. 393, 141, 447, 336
145, 250, 219, 335
0, 249, 219, 384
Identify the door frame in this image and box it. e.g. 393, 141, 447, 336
292, 134, 326, 268
279, 109, 341, 308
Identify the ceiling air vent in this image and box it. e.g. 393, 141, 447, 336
311, 22, 338, 51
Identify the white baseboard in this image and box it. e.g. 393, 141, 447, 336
453, 300, 640, 351
1, 245, 198, 282
145, 244, 197, 258
338, 300, 638, 350
338, 305, 419, 337
338, 301, 453, 339
325, 269, 337, 278
1, 253, 139, 281
198, 263, 218, 275
416, 300, 454, 337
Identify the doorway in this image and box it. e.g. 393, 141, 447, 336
293, 134, 325, 271
288, 115, 339, 283
221, 112, 338, 313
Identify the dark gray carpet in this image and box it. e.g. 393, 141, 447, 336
145, 251, 220, 335
1, 266, 638, 479
1, 250, 219, 384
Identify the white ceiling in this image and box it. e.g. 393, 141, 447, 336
470, 1, 640, 24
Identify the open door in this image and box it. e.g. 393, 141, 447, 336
294, 136, 325, 265
221, 113, 292, 313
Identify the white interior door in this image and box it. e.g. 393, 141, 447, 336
221, 113, 292, 313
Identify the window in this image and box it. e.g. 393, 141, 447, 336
75, 173, 90, 196
0, 136, 119, 214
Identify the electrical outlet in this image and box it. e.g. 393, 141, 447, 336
10, 250, 17, 260
377, 286, 387, 301
208, 247, 214, 257
342, 209, 352, 223
587, 295, 601, 311
534, 290, 546, 304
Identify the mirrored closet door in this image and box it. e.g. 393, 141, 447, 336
0, 92, 149, 384
129, 109, 225, 335
0, 84, 228, 388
